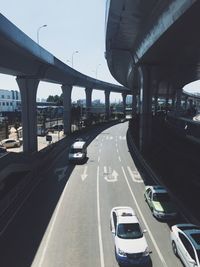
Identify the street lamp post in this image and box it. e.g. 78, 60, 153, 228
71, 50, 79, 68
37, 24, 47, 45
95, 64, 101, 79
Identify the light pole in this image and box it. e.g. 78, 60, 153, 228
95, 64, 101, 79
37, 24, 47, 45
71, 50, 78, 68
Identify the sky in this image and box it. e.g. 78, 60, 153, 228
0, 0, 123, 103
1, 0, 200, 102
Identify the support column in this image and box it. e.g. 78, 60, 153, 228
184, 96, 188, 110
138, 65, 153, 154
16, 77, 39, 153
165, 84, 170, 113
85, 87, 93, 119
105, 90, 110, 120
132, 89, 137, 118
62, 84, 72, 135
122, 93, 127, 118
175, 88, 182, 115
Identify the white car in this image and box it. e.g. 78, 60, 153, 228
68, 140, 87, 163
170, 224, 200, 267
0, 138, 20, 148
110, 206, 151, 266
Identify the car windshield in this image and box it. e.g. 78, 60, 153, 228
153, 193, 170, 202
70, 148, 83, 153
117, 223, 143, 239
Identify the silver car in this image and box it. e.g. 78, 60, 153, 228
1, 138, 20, 148
170, 224, 200, 267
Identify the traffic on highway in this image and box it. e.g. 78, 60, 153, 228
0, 121, 199, 267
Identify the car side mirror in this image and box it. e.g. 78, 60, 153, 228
112, 230, 115, 235
143, 229, 147, 233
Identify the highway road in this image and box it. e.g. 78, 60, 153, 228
0, 122, 187, 267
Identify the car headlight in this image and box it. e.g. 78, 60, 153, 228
143, 248, 150, 256
118, 248, 127, 257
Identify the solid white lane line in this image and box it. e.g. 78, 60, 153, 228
121, 167, 168, 267
97, 166, 105, 267
38, 179, 70, 267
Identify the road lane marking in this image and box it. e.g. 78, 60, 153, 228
121, 167, 168, 267
118, 156, 121, 162
81, 166, 88, 181
116, 148, 119, 154
127, 166, 143, 183
38, 177, 70, 267
97, 166, 105, 267
54, 166, 68, 182
99, 149, 101, 153
103, 166, 118, 182
98, 156, 100, 162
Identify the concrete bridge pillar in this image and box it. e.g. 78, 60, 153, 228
105, 90, 110, 120
184, 96, 188, 110
61, 84, 72, 135
138, 66, 153, 154
189, 99, 193, 109
132, 89, 137, 118
16, 77, 39, 153
85, 87, 93, 119
175, 88, 182, 115
165, 84, 170, 112
122, 93, 127, 118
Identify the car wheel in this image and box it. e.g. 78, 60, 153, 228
172, 241, 178, 257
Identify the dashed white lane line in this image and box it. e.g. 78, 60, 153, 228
121, 166, 168, 267
97, 166, 105, 267
118, 156, 121, 162
98, 156, 100, 163
116, 148, 119, 154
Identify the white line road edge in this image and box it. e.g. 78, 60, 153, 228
38, 179, 70, 267
121, 166, 168, 267
97, 166, 105, 267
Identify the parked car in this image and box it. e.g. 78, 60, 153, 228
110, 206, 151, 266
0, 138, 20, 148
170, 224, 200, 267
144, 185, 178, 220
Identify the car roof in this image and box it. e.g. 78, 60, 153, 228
176, 224, 200, 249
112, 206, 138, 224
147, 185, 168, 194
71, 141, 86, 149
1, 138, 16, 142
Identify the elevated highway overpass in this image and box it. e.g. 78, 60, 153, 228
0, 13, 131, 152
105, 0, 200, 152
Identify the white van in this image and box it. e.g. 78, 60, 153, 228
68, 140, 87, 162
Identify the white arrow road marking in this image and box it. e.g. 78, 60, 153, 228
127, 166, 143, 183
103, 166, 118, 182
54, 166, 68, 182
81, 166, 88, 181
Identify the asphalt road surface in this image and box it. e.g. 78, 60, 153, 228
0, 122, 187, 267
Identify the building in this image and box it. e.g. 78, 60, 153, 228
0, 89, 21, 112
